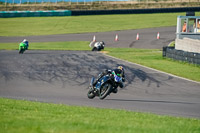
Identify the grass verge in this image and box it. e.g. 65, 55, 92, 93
1, 12, 198, 36
0, 41, 91, 51
0, 98, 200, 133
105, 47, 200, 82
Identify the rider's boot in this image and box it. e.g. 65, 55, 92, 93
112, 88, 118, 93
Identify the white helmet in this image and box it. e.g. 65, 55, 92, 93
23, 39, 27, 43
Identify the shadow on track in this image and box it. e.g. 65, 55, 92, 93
0, 51, 172, 89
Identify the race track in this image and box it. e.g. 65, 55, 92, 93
0, 27, 200, 118
0, 26, 176, 49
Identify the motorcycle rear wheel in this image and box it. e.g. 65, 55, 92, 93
92, 47, 98, 51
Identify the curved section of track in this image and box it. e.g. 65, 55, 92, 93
0, 50, 200, 118
0, 26, 176, 49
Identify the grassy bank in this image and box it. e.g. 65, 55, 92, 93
0, 98, 200, 133
0, 41, 199, 82
0, 12, 191, 36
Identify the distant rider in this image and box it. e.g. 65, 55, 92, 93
92, 66, 125, 93
91, 41, 105, 51
94, 41, 105, 49
22, 39, 29, 50
19, 39, 29, 50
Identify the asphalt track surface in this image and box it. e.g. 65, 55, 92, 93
0, 26, 176, 49
0, 27, 200, 119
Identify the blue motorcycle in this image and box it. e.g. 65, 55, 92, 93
87, 73, 122, 100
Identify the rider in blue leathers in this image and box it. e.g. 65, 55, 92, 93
92, 66, 125, 93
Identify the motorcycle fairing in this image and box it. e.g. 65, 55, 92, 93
95, 75, 110, 91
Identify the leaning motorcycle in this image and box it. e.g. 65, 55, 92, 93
91, 41, 105, 51
87, 73, 122, 100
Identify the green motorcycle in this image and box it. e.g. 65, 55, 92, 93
19, 42, 28, 54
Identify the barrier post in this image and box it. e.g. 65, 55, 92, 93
163, 46, 167, 57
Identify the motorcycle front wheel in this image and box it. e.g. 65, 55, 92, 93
92, 47, 98, 51
19, 47, 25, 54
87, 87, 95, 99
99, 83, 112, 100
19, 49, 24, 54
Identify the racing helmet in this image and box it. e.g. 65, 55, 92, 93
23, 39, 27, 43
118, 66, 124, 71
115, 66, 124, 77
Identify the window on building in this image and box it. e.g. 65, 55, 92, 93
188, 18, 196, 33
181, 19, 187, 33
196, 19, 200, 33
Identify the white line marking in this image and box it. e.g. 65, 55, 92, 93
102, 53, 200, 84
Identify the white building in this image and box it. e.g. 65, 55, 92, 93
175, 15, 200, 53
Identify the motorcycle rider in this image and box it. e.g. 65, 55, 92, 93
92, 66, 125, 93
23, 39, 29, 50
19, 39, 29, 51
95, 41, 105, 49
91, 41, 105, 51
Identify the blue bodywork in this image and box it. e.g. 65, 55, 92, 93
95, 75, 110, 91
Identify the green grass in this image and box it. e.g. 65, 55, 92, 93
0, 12, 197, 36
0, 98, 200, 133
168, 41, 175, 47
0, 41, 91, 50
105, 47, 200, 82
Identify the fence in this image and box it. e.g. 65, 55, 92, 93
71, 7, 200, 15
0, 10, 71, 17
163, 47, 200, 65
1, 7, 200, 17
